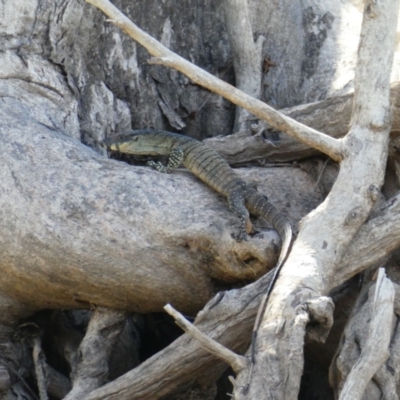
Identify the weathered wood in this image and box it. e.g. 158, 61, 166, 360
81, 268, 270, 400
64, 308, 127, 400
85, 0, 344, 162
223, 0, 264, 131
2, 1, 400, 399
205, 84, 400, 164
233, 0, 399, 397
79, 192, 400, 400
330, 271, 397, 400
78, 1, 400, 398
0, 98, 324, 320
33, 335, 49, 400
164, 304, 248, 374
337, 269, 394, 400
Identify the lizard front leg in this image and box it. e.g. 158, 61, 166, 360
228, 189, 254, 241
147, 146, 184, 173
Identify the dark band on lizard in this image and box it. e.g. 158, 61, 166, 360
104, 129, 292, 365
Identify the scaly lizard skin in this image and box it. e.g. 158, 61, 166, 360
104, 129, 292, 363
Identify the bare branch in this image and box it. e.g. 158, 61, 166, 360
32, 336, 48, 400
335, 192, 400, 286
64, 308, 127, 400
223, 0, 264, 131
164, 304, 248, 373
79, 199, 400, 400
85, 0, 344, 161
338, 269, 394, 400
232, 0, 400, 397
204, 83, 400, 164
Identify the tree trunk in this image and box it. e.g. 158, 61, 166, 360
2, 0, 400, 399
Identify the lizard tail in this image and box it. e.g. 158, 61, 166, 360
246, 193, 292, 270
248, 195, 292, 364
261, 199, 292, 271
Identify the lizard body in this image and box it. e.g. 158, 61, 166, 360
104, 129, 292, 363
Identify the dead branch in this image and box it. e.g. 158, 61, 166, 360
0, 98, 322, 318
330, 272, 398, 400
232, 0, 399, 397
338, 269, 394, 400
223, 0, 264, 131
82, 267, 267, 400
85, 0, 344, 161
32, 335, 49, 400
164, 304, 248, 374
63, 308, 127, 400
335, 192, 400, 286
204, 83, 400, 164
78, 0, 400, 398
81, 190, 400, 400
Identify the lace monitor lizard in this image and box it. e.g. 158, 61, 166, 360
104, 129, 292, 364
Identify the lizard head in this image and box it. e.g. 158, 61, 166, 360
103, 130, 172, 156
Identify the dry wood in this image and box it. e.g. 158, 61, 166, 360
32, 336, 49, 400
205, 84, 400, 164
0, 98, 319, 320
330, 273, 399, 400
82, 268, 269, 400
2, 2, 400, 400
63, 308, 127, 400
233, 0, 399, 397
164, 304, 248, 373
82, 0, 400, 398
338, 269, 394, 400
80, 191, 400, 400
223, 0, 264, 132
334, 191, 400, 286
85, 0, 344, 162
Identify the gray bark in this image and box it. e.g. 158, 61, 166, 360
204, 84, 400, 164
0, 97, 319, 318
331, 275, 399, 400
223, 0, 264, 131
1, 0, 400, 399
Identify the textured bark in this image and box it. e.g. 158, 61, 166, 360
85, 1, 399, 398
77, 192, 400, 400
223, 0, 264, 131
1, 1, 400, 399
235, 0, 398, 396
331, 274, 398, 400
0, 97, 320, 317
205, 84, 400, 164
64, 308, 127, 400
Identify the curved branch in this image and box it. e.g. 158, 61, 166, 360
84, 0, 344, 162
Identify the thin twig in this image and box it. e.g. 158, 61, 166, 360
164, 304, 248, 373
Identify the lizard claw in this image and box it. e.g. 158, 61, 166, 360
232, 231, 249, 242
